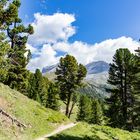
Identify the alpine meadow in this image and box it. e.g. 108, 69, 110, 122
0, 0, 140, 140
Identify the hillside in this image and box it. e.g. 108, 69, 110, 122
86, 61, 109, 74
43, 61, 110, 98
0, 83, 69, 140
48, 123, 140, 140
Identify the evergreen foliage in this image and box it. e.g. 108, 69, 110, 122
77, 95, 103, 125
90, 99, 103, 125
28, 69, 49, 105
131, 48, 140, 130
27, 69, 60, 110
0, 33, 10, 83
55, 55, 87, 118
0, 0, 34, 93
77, 95, 91, 122
46, 83, 59, 111
106, 48, 139, 130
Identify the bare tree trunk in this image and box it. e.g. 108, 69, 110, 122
65, 93, 72, 117
68, 101, 76, 118
124, 70, 127, 124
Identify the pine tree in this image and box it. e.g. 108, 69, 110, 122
46, 83, 59, 111
131, 48, 140, 130
0, 33, 10, 83
106, 48, 134, 129
77, 95, 91, 122
28, 69, 49, 105
90, 99, 103, 125
0, 1, 14, 83
2, 0, 33, 92
33, 69, 44, 102
40, 76, 49, 106
27, 72, 37, 99
55, 55, 87, 118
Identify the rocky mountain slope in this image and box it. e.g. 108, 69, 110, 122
42, 61, 109, 75
42, 61, 110, 99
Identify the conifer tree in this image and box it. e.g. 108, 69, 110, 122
40, 76, 49, 106
0, 33, 10, 83
0, 1, 12, 83
55, 55, 87, 118
131, 48, 140, 129
46, 83, 59, 111
1, 0, 34, 92
27, 72, 36, 99
106, 48, 134, 129
28, 69, 49, 105
77, 95, 91, 122
90, 99, 103, 125
33, 69, 44, 102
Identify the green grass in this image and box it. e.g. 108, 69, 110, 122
0, 83, 69, 140
48, 122, 140, 140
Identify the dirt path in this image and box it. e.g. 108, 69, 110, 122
36, 123, 77, 140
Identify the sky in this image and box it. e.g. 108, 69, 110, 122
19, 0, 140, 71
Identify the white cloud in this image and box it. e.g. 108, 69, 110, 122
29, 13, 76, 45
26, 12, 140, 72
26, 44, 38, 54
52, 36, 139, 64
27, 44, 60, 72
28, 36, 139, 72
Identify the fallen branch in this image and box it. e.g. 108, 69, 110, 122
0, 108, 27, 128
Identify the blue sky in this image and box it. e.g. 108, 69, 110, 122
19, 0, 140, 71
20, 0, 140, 43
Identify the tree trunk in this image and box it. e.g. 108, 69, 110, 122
65, 93, 72, 117
68, 101, 76, 118
123, 69, 127, 124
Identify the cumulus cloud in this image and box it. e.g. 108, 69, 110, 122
28, 36, 139, 72
29, 13, 76, 45
26, 12, 140, 72
52, 36, 139, 64
26, 44, 38, 54
27, 44, 60, 72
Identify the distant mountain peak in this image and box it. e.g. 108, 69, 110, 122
42, 64, 58, 74
42, 61, 109, 75
85, 61, 109, 74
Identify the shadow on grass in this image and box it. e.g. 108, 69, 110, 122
48, 134, 101, 140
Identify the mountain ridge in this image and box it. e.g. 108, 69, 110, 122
43, 61, 110, 99
42, 61, 109, 75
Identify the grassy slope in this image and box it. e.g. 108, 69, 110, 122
0, 83, 69, 140
48, 123, 140, 140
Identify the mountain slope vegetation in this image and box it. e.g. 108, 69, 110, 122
48, 123, 140, 140
0, 83, 69, 140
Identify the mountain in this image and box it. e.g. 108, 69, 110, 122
86, 61, 109, 74
42, 61, 109, 75
42, 64, 58, 74
42, 61, 110, 98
